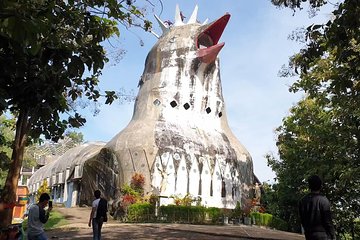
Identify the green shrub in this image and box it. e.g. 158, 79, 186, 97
269, 215, 288, 231
206, 207, 222, 224
121, 184, 140, 198
262, 213, 273, 226
127, 202, 155, 222
354, 219, 360, 239
231, 201, 243, 219
171, 193, 195, 206
36, 180, 50, 202
190, 205, 206, 223
159, 205, 207, 224
249, 212, 287, 231
250, 212, 260, 225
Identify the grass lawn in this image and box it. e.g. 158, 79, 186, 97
23, 210, 68, 231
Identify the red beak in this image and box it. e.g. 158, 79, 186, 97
197, 13, 230, 63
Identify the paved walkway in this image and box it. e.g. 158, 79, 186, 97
48, 207, 304, 240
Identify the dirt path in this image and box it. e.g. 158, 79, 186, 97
56, 207, 91, 224
55, 206, 117, 228
50, 207, 305, 240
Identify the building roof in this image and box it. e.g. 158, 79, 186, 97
28, 141, 106, 187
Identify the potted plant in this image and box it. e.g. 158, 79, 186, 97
221, 208, 232, 225
242, 199, 253, 225
231, 201, 243, 224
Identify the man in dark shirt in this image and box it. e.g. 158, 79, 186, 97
299, 175, 336, 240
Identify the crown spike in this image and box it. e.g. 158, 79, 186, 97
154, 14, 169, 35
174, 4, 184, 26
187, 5, 198, 24
150, 31, 160, 38
202, 18, 209, 25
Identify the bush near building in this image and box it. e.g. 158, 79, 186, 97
36, 180, 50, 202
117, 173, 290, 231
126, 202, 155, 222
249, 212, 288, 231
158, 205, 207, 224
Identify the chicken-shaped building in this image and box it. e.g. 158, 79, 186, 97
101, 5, 254, 208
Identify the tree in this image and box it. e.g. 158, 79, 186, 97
23, 130, 84, 167
268, 0, 360, 236
0, 115, 15, 187
271, 0, 327, 10
267, 98, 338, 232
36, 180, 50, 202
65, 131, 84, 146
0, 0, 152, 226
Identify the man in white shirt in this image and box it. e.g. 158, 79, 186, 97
27, 193, 52, 240
88, 190, 107, 240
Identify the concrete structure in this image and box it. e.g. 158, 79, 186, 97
27, 5, 254, 209
101, 5, 254, 208
28, 142, 106, 207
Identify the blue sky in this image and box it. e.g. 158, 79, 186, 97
79, 1, 334, 183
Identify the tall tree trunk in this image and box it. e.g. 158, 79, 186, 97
0, 109, 29, 228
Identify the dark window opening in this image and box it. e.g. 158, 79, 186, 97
183, 103, 190, 110
221, 180, 226, 197
197, 33, 214, 49
170, 100, 177, 108
206, 107, 211, 114
218, 112, 223, 118
198, 179, 202, 196
210, 180, 213, 196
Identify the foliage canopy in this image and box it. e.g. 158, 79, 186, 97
0, 115, 15, 187
267, 0, 360, 236
0, 0, 152, 226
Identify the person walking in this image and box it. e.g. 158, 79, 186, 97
299, 175, 336, 240
88, 190, 108, 240
27, 193, 52, 240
